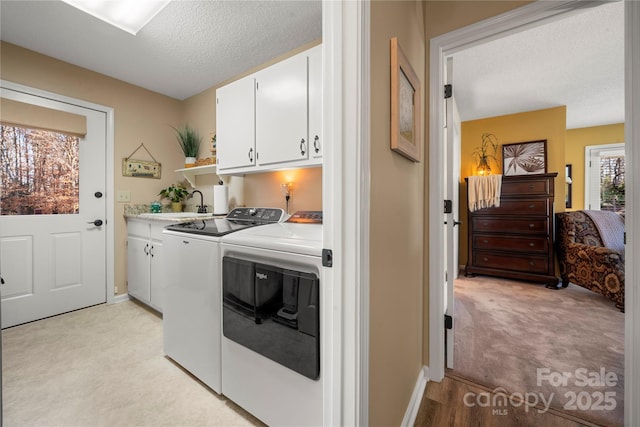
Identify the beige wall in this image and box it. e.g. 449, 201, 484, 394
566, 123, 625, 211
1, 41, 184, 295
1, 40, 324, 296
369, 2, 425, 425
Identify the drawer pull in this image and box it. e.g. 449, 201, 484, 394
483, 240, 489, 244
483, 257, 489, 262
528, 204, 535, 209
529, 223, 535, 228
528, 185, 534, 189
529, 261, 536, 266
529, 242, 535, 247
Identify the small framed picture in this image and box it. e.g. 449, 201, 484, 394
502, 140, 547, 176
390, 37, 421, 162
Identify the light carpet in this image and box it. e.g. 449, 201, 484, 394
2, 300, 263, 427
453, 275, 624, 427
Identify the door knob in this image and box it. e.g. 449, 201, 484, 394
453, 220, 463, 227
88, 219, 104, 227
94, 191, 103, 198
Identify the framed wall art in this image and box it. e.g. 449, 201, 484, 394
502, 139, 547, 176
390, 37, 421, 162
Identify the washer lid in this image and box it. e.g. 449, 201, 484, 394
222, 222, 323, 257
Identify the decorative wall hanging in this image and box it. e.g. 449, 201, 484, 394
390, 37, 421, 162
502, 140, 547, 176
122, 143, 161, 179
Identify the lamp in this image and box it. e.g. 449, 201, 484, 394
280, 182, 293, 213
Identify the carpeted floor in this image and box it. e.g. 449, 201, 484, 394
453, 275, 624, 427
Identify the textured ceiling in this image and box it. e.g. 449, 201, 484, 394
452, 1, 624, 130
0, 1, 623, 129
0, 0, 322, 100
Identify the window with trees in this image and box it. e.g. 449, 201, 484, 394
1, 125, 80, 215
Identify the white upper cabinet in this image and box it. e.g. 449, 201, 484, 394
216, 45, 322, 175
255, 52, 308, 165
308, 45, 322, 159
216, 74, 256, 171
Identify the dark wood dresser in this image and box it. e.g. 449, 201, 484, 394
465, 173, 559, 286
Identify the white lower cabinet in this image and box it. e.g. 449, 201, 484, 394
126, 219, 165, 312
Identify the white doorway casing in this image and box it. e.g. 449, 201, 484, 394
428, 2, 639, 426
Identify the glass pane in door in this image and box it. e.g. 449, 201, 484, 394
600, 154, 625, 213
0, 125, 79, 215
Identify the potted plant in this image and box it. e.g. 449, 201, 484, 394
172, 124, 202, 168
472, 133, 500, 175
158, 183, 190, 212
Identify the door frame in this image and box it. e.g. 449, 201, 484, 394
1, 80, 116, 304
428, 2, 640, 425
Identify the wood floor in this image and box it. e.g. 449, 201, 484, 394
414, 374, 597, 427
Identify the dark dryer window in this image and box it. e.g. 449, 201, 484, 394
222, 256, 320, 380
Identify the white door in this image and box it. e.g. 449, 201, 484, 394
216, 74, 256, 171
0, 88, 107, 328
255, 51, 309, 165
444, 57, 461, 369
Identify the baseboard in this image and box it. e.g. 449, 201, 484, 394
401, 365, 429, 427
112, 293, 130, 304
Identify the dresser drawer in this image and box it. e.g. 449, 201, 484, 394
473, 234, 549, 253
472, 217, 548, 234
502, 179, 551, 196
472, 251, 549, 274
471, 199, 549, 216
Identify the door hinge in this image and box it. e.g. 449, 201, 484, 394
322, 249, 333, 267
444, 199, 452, 214
444, 84, 452, 99
445, 314, 453, 330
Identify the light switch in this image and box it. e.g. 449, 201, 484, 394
117, 190, 131, 202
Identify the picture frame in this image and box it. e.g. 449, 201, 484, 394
502, 139, 547, 176
390, 37, 421, 162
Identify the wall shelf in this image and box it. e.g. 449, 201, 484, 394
174, 164, 217, 187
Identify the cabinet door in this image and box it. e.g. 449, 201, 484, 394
308, 45, 322, 159
255, 52, 308, 166
127, 235, 150, 303
216, 74, 256, 170
149, 239, 164, 312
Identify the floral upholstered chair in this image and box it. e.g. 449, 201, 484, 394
555, 210, 625, 311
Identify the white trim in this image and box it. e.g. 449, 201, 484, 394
323, 0, 370, 424
112, 293, 130, 304
0, 79, 116, 306
624, 2, 639, 425
429, 3, 639, 426
401, 366, 429, 427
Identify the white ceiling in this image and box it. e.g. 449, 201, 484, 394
0, 1, 623, 129
0, 0, 322, 100
452, 1, 624, 130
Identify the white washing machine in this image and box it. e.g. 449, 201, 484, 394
162, 208, 286, 394
220, 211, 325, 426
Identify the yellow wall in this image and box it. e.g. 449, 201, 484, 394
369, 1, 425, 425
566, 123, 625, 211
458, 107, 567, 266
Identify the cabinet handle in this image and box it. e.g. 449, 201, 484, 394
149, 245, 154, 258
300, 138, 306, 156
248, 148, 254, 162
313, 135, 320, 153
144, 243, 149, 255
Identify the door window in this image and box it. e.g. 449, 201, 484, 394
0, 125, 79, 215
